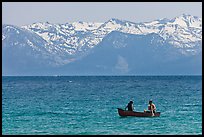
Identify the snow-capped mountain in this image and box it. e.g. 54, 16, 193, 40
21, 14, 201, 55
2, 14, 202, 75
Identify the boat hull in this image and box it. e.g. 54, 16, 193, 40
117, 108, 160, 117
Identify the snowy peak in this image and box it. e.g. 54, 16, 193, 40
157, 18, 171, 24
104, 18, 137, 27
72, 22, 103, 31
170, 14, 202, 28
23, 22, 53, 30
107, 18, 129, 24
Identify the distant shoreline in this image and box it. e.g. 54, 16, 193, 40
2, 75, 202, 77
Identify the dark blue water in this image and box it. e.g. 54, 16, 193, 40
2, 76, 202, 135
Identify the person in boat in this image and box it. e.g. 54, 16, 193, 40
148, 100, 156, 113
125, 100, 134, 111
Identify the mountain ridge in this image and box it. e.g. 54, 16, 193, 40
2, 14, 202, 75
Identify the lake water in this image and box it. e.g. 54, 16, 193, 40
2, 76, 202, 135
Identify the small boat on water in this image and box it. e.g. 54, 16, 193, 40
117, 108, 160, 117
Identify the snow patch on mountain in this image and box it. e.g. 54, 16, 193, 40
72, 22, 103, 31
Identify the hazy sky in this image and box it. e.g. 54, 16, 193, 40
2, 2, 202, 26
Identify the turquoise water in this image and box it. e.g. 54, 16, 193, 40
2, 76, 202, 135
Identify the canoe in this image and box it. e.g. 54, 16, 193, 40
117, 108, 160, 117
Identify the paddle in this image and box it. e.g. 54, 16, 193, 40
124, 102, 126, 111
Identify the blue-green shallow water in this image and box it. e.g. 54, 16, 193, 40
2, 76, 202, 135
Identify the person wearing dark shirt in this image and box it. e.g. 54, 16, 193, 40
125, 100, 134, 111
